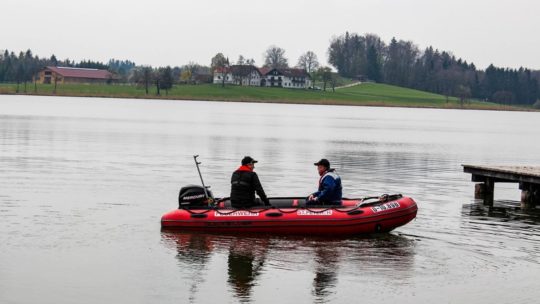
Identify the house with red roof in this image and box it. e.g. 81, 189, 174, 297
213, 65, 263, 86
35, 66, 116, 85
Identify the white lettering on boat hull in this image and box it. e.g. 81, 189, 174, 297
297, 210, 333, 216
215, 211, 260, 217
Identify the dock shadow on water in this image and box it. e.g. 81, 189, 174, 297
462, 199, 540, 229
160, 231, 415, 303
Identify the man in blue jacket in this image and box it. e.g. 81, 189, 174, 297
307, 159, 342, 205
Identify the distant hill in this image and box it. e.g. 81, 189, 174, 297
337, 83, 457, 105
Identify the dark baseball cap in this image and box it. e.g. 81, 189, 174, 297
314, 158, 330, 168
241, 156, 258, 165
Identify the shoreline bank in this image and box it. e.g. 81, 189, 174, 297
0, 83, 535, 112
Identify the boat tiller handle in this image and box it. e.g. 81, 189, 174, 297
193, 155, 213, 205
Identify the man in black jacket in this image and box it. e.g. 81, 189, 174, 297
230, 156, 270, 208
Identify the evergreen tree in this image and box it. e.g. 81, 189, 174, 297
50, 55, 58, 66
384, 38, 400, 84
366, 45, 381, 82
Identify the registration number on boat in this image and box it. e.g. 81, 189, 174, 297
215, 211, 259, 217
371, 202, 400, 213
297, 210, 333, 216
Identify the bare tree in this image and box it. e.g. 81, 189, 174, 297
456, 85, 472, 106
331, 73, 338, 92
237, 55, 245, 65
211, 53, 227, 71
129, 66, 153, 94
153, 67, 174, 95
235, 56, 255, 66
317, 67, 333, 91
264, 46, 288, 69
219, 59, 230, 87
142, 66, 153, 94
439, 69, 460, 103
297, 51, 319, 73
210, 54, 230, 87
183, 62, 201, 84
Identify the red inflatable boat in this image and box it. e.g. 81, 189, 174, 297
161, 192, 418, 235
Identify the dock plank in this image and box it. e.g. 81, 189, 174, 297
463, 165, 540, 178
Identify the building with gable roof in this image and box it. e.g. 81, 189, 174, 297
35, 66, 117, 84
213, 65, 263, 86
260, 68, 311, 89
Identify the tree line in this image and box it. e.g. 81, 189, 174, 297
0, 45, 333, 93
0, 49, 207, 95
328, 32, 539, 105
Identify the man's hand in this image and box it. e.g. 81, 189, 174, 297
308, 195, 318, 201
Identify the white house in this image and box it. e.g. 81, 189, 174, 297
213, 65, 311, 89
213, 67, 234, 85
231, 65, 262, 86
260, 68, 311, 89
213, 65, 262, 86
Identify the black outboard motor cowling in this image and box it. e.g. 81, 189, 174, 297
178, 185, 213, 208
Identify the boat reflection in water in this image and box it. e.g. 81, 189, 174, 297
160, 231, 216, 302
161, 231, 416, 303
312, 244, 339, 300
226, 237, 269, 300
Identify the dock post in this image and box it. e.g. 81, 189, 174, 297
474, 178, 494, 205
520, 183, 540, 209
474, 183, 486, 199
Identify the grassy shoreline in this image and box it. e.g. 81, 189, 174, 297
0, 82, 534, 111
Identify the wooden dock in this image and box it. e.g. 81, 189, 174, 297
463, 165, 540, 207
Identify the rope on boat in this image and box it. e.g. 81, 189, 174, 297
214, 207, 268, 215
183, 208, 213, 215
180, 194, 403, 215
275, 208, 300, 214
182, 205, 361, 215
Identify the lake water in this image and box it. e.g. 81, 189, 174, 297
1, 95, 539, 304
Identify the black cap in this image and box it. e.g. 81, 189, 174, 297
314, 158, 330, 168
241, 156, 258, 165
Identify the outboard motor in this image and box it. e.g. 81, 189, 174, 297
178, 185, 213, 208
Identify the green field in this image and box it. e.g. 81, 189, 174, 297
311, 74, 359, 88
0, 82, 526, 110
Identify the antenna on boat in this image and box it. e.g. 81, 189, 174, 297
193, 155, 212, 204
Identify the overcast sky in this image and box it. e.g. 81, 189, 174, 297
2, 0, 539, 70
